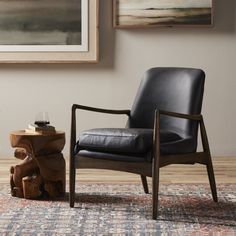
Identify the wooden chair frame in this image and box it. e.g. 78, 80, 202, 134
69, 104, 217, 219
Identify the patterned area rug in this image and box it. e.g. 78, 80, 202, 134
0, 184, 235, 235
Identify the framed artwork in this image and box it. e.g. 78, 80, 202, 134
0, 0, 99, 63
113, 0, 214, 28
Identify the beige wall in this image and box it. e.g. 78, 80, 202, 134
0, 1, 236, 157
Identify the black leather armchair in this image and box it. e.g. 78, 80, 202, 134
69, 67, 217, 219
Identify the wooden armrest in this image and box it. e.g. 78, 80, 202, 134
159, 110, 202, 121
72, 104, 130, 116
153, 109, 205, 162
70, 104, 131, 158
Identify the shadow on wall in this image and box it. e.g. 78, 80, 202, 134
58, 0, 116, 69
98, 0, 115, 68
214, 0, 236, 33
61, 0, 116, 69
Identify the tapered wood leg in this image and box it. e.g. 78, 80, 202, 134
200, 119, 218, 203
69, 158, 76, 207
152, 161, 160, 220
140, 175, 149, 194
206, 154, 218, 202
152, 110, 161, 220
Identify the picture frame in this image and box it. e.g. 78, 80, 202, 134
0, 0, 99, 63
113, 0, 214, 28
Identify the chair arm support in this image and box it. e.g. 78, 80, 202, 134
153, 109, 209, 162
158, 109, 209, 150
70, 104, 131, 159
159, 110, 203, 121
72, 104, 131, 116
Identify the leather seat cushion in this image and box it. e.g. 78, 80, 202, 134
78, 128, 181, 155
77, 150, 150, 162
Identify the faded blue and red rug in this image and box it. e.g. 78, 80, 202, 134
0, 184, 235, 235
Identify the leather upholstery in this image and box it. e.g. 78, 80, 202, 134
76, 67, 205, 162
127, 67, 205, 153
78, 128, 181, 155
78, 150, 150, 162
79, 128, 153, 154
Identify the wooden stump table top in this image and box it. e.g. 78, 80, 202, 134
10, 130, 65, 136
10, 130, 65, 156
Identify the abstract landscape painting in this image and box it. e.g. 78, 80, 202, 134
114, 0, 213, 27
0, 0, 88, 51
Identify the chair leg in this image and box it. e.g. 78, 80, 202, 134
69, 161, 76, 207
206, 154, 218, 202
152, 110, 161, 220
140, 175, 149, 194
152, 162, 160, 220
200, 119, 218, 203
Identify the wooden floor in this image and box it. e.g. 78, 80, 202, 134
1, 156, 235, 185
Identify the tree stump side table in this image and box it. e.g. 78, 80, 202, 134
10, 130, 66, 199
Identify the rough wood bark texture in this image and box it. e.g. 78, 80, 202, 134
10, 131, 66, 199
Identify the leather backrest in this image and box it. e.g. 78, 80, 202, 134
127, 67, 205, 139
